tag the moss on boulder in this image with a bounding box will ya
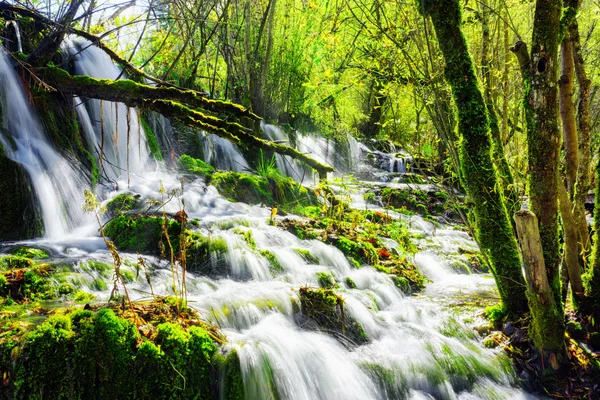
[209,170,317,213]
[0,304,238,399]
[298,286,367,344]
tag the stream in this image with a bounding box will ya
[0,39,538,399]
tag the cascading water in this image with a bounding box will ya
[0,37,536,399]
[0,50,91,239]
[63,37,155,183]
[5,21,22,53]
[201,132,250,172]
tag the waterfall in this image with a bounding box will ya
[200,132,250,172]
[5,21,23,53]
[0,50,91,239]
[63,37,155,183]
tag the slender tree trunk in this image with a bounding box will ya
[420,0,527,315]
[559,36,578,194]
[558,181,585,302]
[567,0,593,264]
[587,155,600,313]
[558,27,584,303]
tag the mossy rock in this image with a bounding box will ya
[104,215,182,254]
[0,256,33,270]
[0,153,39,240]
[316,271,337,289]
[297,286,367,344]
[185,231,229,275]
[0,307,231,400]
[105,193,140,215]
[209,170,317,212]
[9,247,49,260]
[180,154,215,177]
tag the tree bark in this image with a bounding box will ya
[559,37,578,195]
[514,210,564,366]
[420,0,527,315]
[557,181,585,302]
[566,0,593,263]
[523,0,563,310]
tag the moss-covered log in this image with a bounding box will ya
[420,0,527,315]
[38,67,334,177]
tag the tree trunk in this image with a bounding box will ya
[420,0,527,315]
[566,0,593,264]
[514,210,564,367]
[558,181,585,303]
[523,0,563,311]
[559,37,578,195]
[586,154,600,313]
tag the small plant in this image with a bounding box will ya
[83,190,134,314]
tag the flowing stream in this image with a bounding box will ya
[0,40,538,399]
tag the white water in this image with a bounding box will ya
[5,21,23,53]
[63,37,155,182]
[201,132,250,172]
[0,50,91,239]
[0,42,537,399]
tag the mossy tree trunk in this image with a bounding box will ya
[511,0,566,360]
[419,0,527,315]
[521,0,563,310]
[558,13,584,303]
[586,155,600,314]
[566,0,593,269]
[514,210,563,368]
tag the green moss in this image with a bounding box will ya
[104,215,182,254]
[141,117,164,160]
[298,286,367,344]
[213,349,245,400]
[185,231,229,274]
[23,270,53,301]
[179,154,215,176]
[80,260,113,278]
[234,228,256,249]
[209,170,317,212]
[106,193,137,215]
[2,307,223,399]
[0,255,33,270]
[345,277,357,289]
[9,247,49,259]
[91,277,108,291]
[259,249,282,271]
[484,304,507,323]
[294,248,319,264]
[316,271,337,288]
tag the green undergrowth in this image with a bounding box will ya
[298,286,367,344]
[279,208,424,290]
[0,300,242,399]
